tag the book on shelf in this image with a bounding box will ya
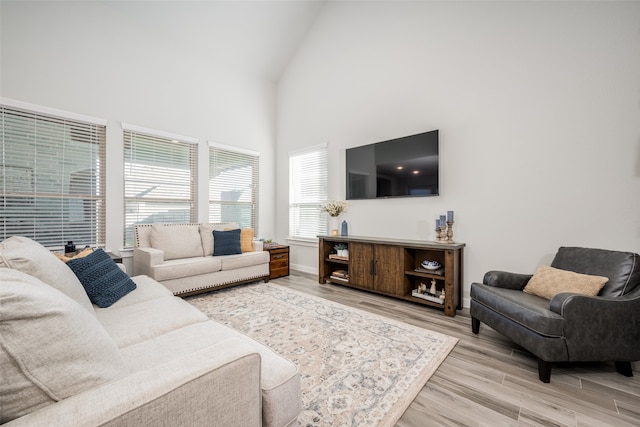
[330,270,349,280]
[328,254,349,261]
[414,267,444,275]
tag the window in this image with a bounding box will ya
[289,145,328,239]
[123,124,198,246]
[1,101,106,248]
[208,143,259,234]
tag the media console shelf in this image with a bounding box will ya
[318,235,465,317]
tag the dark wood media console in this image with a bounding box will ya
[318,235,465,316]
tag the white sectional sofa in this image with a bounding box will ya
[133,223,270,296]
[0,236,301,426]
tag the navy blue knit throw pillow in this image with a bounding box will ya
[213,229,242,256]
[66,249,136,308]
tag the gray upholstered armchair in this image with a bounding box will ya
[470,247,640,383]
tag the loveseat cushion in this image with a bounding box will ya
[0,236,95,314]
[220,251,270,271]
[0,268,127,423]
[150,224,202,260]
[150,256,223,282]
[66,249,137,308]
[471,283,564,337]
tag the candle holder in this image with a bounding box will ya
[446,221,455,243]
[435,226,442,242]
[439,225,447,242]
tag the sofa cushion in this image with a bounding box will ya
[97,274,174,310]
[0,236,95,314]
[66,249,137,308]
[0,268,127,423]
[523,265,608,300]
[150,224,202,261]
[241,228,254,252]
[150,256,223,282]
[213,229,242,256]
[96,295,208,348]
[199,223,238,256]
[220,251,270,271]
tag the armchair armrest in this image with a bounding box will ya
[549,293,640,361]
[5,338,262,427]
[482,271,533,290]
[133,247,164,276]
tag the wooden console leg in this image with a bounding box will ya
[615,361,633,377]
[471,317,480,334]
[538,359,552,383]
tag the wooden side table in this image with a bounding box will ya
[264,244,289,279]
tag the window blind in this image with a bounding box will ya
[208,143,259,235]
[123,126,198,247]
[0,104,106,248]
[289,145,328,239]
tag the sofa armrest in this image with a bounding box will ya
[549,293,640,361]
[252,240,264,252]
[482,271,532,290]
[5,338,262,427]
[133,247,165,276]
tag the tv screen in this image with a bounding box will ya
[346,130,439,200]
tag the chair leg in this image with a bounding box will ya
[615,361,633,377]
[537,359,552,383]
[471,317,480,334]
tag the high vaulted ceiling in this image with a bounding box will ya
[100,0,326,82]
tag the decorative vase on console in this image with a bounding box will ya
[321,200,347,237]
[330,217,340,236]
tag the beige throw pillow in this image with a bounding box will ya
[0,268,127,423]
[0,236,95,314]
[149,224,202,260]
[523,265,609,300]
[240,228,254,253]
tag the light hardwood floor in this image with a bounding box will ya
[271,271,640,427]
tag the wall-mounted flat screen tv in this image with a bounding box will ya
[346,130,439,200]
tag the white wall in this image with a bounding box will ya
[276,1,640,305]
[1,1,277,263]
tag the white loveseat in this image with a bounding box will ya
[0,236,301,426]
[133,223,270,296]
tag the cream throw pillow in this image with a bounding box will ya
[149,224,202,260]
[0,236,95,314]
[0,268,127,423]
[523,265,609,300]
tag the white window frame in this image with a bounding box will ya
[123,123,198,247]
[1,98,107,249]
[208,141,259,234]
[289,144,328,240]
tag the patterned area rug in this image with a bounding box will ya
[187,283,458,426]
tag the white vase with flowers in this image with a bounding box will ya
[321,200,347,236]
